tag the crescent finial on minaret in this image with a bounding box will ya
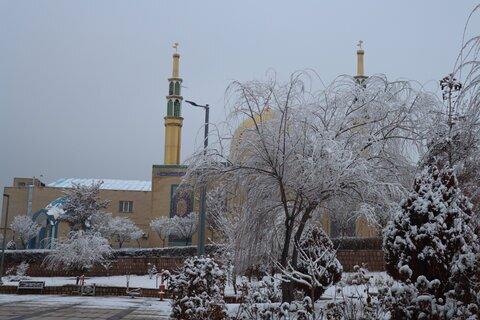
[173,42,179,53]
[357,40,363,50]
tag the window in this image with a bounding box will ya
[169,82,174,95]
[167,100,173,116]
[119,201,133,213]
[174,100,181,117]
[174,82,181,95]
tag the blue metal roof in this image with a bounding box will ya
[47,178,151,191]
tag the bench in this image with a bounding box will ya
[17,281,45,293]
[80,284,96,296]
[126,287,141,298]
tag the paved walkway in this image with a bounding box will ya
[0,295,171,319]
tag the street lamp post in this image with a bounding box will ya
[185,100,209,256]
[0,194,10,285]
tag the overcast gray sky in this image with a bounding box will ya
[1,1,479,191]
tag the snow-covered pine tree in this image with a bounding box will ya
[170,256,228,320]
[279,225,342,303]
[59,181,110,231]
[383,165,479,304]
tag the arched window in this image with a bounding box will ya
[169,82,174,95]
[174,82,181,95]
[174,100,181,117]
[167,100,173,116]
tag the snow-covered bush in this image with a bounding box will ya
[344,264,372,287]
[10,215,41,249]
[317,265,389,320]
[43,231,112,274]
[6,240,16,250]
[170,212,198,245]
[233,276,316,320]
[170,256,227,320]
[280,225,342,302]
[147,263,157,279]
[150,217,174,247]
[238,276,282,304]
[375,275,480,319]
[59,181,110,231]
[6,261,29,281]
[383,165,480,311]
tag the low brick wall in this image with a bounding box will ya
[12,257,185,277]
[336,250,385,272]
[0,285,161,297]
[4,245,219,277]
[5,245,385,277]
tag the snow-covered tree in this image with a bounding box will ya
[130,229,144,247]
[108,216,143,248]
[183,72,429,300]
[170,256,227,320]
[59,181,110,231]
[10,215,41,249]
[206,187,230,237]
[89,212,114,238]
[383,165,480,306]
[43,231,112,274]
[421,9,480,217]
[170,212,198,246]
[150,217,174,247]
[278,225,342,305]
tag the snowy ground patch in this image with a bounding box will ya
[4,274,160,288]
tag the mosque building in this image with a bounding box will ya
[1,45,376,249]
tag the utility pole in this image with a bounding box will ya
[0,194,10,285]
[185,100,209,256]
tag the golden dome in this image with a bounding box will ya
[230,107,275,160]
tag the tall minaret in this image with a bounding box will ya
[354,40,367,84]
[164,43,183,165]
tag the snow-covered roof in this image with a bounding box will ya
[47,178,151,191]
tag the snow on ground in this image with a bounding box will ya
[223,271,388,298]
[4,271,389,301]
[0,293,172,314]
[4,274,160,289]
[5,271,388,293]
[0,272,390,318]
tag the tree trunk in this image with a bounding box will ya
[311,286,316,320]
[280,218,294,267]
[281,218,295,302]
[282,206,316,303]
[292,206,315,268]
[232,272,237,295]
